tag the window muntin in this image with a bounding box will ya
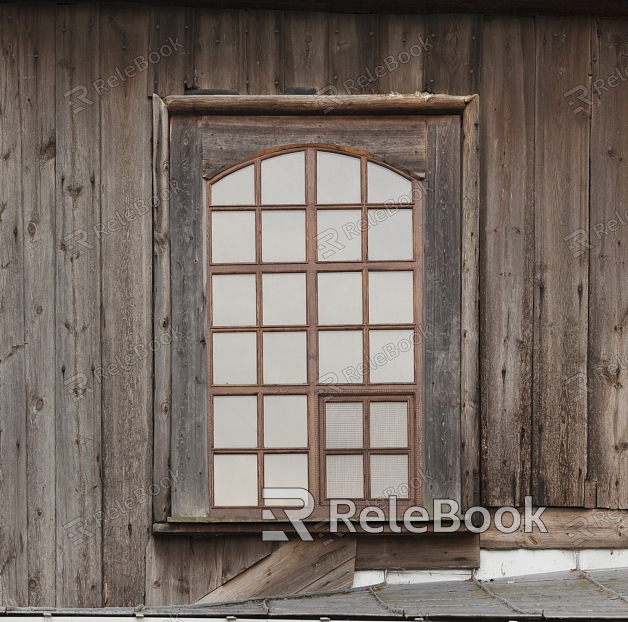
[207,147,422,516]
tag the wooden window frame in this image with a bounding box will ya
[151,94,479,533]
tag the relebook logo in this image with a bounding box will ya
[261,488,547,541]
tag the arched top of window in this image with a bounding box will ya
[208,147,415,207]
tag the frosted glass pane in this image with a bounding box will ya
[367,162,413,204]
[211,164,255,206]
[370,454,409,499]
[212,332,257,385]
[213,396,258,448]
[318,330,363,384]
[263,332,307,384]
[368,271,414,324]
[262,210,306,262]
[214,454,258,506]
[264,453,309,506]
[367,209,413,261]
[370,402,408,448]
[264,395,308,448]
[326,455,363,499]
[212,211,256,263]
[318,272,362,325]
[369,330,414,383]
[262,273,306,326]
[261,152,306,205]
[212,274,257,327]
[317,210,362,261]
[317,152,361,205]
[325,402,363,449]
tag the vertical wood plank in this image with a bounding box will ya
[479,17,535,507]
[376,15,426,94]
[329,14,378,96]
[424,14,482,95]
[0,2,27,607]
[188,537,223,603]
[149,6,194,96]
[145,536,190,606]
[55,2,102,607]
[192,9,244,92]
[283,11,329,90]
[99,4,152,606]
[170,115,209,518]
[588,19,628,509]
[152,95,171,523]
[533,17,591,507]
[423,116,462,509]
[245,10,284,94]
[19,3,57,606]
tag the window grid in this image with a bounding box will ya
[207,146,423,515]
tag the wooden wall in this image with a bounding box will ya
[1,0,628,608]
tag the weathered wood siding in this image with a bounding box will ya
[1,0,628,607]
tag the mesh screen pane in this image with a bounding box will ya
[325,402,363,448]
[326,454,364,499]
[370,454,409,499]
[369,401,408,448]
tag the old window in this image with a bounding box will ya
[152,95,479,528]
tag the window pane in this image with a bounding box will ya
[213,332,257,385]
[261,152,306,205]
[317,210,362,261]
[368,271,414,324]
[213,396,258,448]
[262,273,306,326]
[214,454,258,506]
[264,395,308,448]
[262,210,306,263]
[325,402,363,449]
[367,208,413,261]
[318,272,362,325]
[212,211,256,263]
[264,453,309,506]
[326,455,363,499]
[370,454,409,499]
[212,274,257,327]
[211,164,255,206]
[370,402,408,448]
[263,332,307,384]
[367,161,412,204]
[369,330,414,383]
[318,330,363,384]
[316,152,361,205]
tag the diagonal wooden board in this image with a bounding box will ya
[196,536,357,603]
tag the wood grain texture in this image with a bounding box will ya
[0,2,27,607]
[587,20,628,510]
[202,115,426,179]
[55,2,103,607]
[99,4,152,606]
[170,115,210,518]
[245,10,283,94]
[479,17,535,507]
[355,534,479,569]
[481,507,628,549]
[152,95,171,523]
[283,11,329,90]
[424,14,482,95]
[376,15,426,94]
[532,17,591,507]
[149,5,194,96]
[192,9,244,91]
[188,537,223,602]
[19,3,57,606]
[145,536,191,605]
[461,95,480,511]
[197,537,356,603]
[423,116,462,509]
